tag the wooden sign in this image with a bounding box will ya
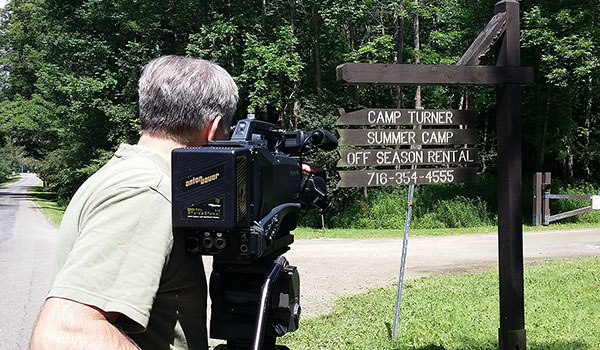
[338,129,478,146]
[337,108,478,126]
[337,167,478,188]
[337,148,478,167]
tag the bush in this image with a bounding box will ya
[312,186,496,230]
[413,196,495,229]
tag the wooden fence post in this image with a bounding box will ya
[542,172,551,225]
[533,173,542,226]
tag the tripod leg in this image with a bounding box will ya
[251,256,288,350]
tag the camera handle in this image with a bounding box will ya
[252,255,290,350]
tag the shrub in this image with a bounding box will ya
[413,196,495,228]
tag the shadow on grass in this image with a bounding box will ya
[28,188,58,201]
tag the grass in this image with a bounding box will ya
[0,174,21,187]
[28,185,67,227]
[281,257,600,350]
[292,222,600,239]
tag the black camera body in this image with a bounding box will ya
[171,119,336,349]
[172,141,300,264]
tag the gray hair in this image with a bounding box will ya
[138,55,239,143]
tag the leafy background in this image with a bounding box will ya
[1,0,599,227]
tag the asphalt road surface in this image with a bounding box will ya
[1,174,599,348]
[0,174,57,350]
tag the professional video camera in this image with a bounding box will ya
[171,119,337,350]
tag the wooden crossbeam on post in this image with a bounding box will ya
[458,12,507,66]
[336,63,534,86]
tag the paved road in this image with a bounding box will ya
[1,174,599,347]
[0,174,57,350]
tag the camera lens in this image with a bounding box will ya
[202,237,214,249]
[215,237,226,249]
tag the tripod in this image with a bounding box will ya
[211,254,300,350]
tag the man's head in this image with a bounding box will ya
[138,55,239,144]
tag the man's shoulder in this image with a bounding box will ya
[103,144,169,184]
[80,144,171,201]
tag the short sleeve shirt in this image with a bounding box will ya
[48,144,207,350]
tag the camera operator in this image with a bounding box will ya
[30,55,239,350]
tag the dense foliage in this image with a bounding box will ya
[0,0,598,224]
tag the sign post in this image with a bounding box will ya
[335,1,533,348]
[495,2,526,348]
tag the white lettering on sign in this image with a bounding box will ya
[367,131,416,145]
[376,150,424,165]
[593,196,600,210]
[426,149,474,163]
[421,131,454,144]
[368,110,403,124]
[408,110,454,124]
[346,151,371,166]
[366,169,456,186]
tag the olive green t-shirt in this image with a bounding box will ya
[48,144,207,350]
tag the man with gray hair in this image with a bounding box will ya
[30,55,239,350]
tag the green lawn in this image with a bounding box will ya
[28,186,67,227]
[281,257,600,350]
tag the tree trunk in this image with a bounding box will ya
[262,0,267,30]
[290,0,296,32]
[290,0,300,128]
[583,76,593,180]
[312,2,322,91]
[413,0,421,108]
[536,86,551,172]
[565,100,574,182]
[481,113,489,172]
[394,6,404,108]
[349,23,360,105]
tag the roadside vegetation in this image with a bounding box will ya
[0,174,20,187]
[28,186,67,227]
[299,176,600,233]
[27,190,599,239]
[282,257,600,349]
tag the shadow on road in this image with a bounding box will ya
[0,191,37,200]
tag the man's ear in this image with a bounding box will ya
[207,116,223,142]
